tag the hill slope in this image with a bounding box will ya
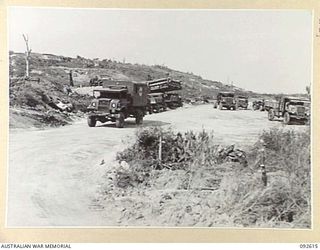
[9,51,249,128]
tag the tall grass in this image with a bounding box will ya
[112,126,311,228]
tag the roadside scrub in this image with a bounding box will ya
[102,126,310,228]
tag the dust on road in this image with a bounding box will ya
[7,104,307,226]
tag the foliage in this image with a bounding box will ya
[112,127,311,228]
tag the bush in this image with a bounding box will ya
[218,128,311,227]
[112,127,310,227]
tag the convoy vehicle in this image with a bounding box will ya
[147,92,167,113]
[87,80,149,128]
[213,92,236,110]
[147,78,183,109]
[264,99,279,112]
[164,93,183,108]
[252,100,265,111]
[267,96,310,125]
[235,95,248,110]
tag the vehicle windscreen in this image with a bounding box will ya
[288,101,307,106]
[221,93,234,97]
[94,90,124,99]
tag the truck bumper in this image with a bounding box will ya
[89,112,121,119]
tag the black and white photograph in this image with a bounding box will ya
[7,7,312,228]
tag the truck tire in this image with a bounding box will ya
[87,116,96,127]
[115,112,125,128]
[135,110,143,125]
[268,109,275,121]
[305,118,310,125]
[163,105,167,111]
[283,112,291,125]
[155,105,160,113]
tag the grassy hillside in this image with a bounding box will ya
[10,51,249,97]
[9,51,250,128]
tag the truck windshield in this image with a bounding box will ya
[289,101,307,106]
[94,90,125,99]
[221,94,234,97]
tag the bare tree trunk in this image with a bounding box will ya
[22,34,32,78]
[25,56,29,77]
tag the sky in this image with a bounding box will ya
[8,7,313,94]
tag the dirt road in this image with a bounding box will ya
[7,104,307,226]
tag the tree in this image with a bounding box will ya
[22,34,32,77]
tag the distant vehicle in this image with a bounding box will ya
[213,92,236,110]
[252,100,265,111]
[48,97,73,112]
[267,96,310,125]
[264,99,279,112]
[147,92,167,113]
[164,93,183,109]
[87,80,149,128]
[235,95,248,110]
[89,76,103,86]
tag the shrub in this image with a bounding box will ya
[218,128,311,227]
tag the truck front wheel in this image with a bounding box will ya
[268,109,275,121]
[87,116,96,127]
[283,112,291,125]
[115,112,125,128]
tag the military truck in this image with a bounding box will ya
[264,99,278,112]
[267,96,310,125]
[164,93,183,109]
[147,92,167,113]
[252,99,265,111]
[87,80,149,128]
[235,95,248,110]
[147,78,183,109]
[213,92,236,110]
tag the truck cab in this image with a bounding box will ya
[268,96,310,125]
[87,81,148,128]
[235,95,248,110]
[147,92,167,113]
[214,92,236,110]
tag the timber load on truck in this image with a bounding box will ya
[147,77,183,109]
[87,79,149,128]
[147,77,182,93]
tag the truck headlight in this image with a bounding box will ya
[111,103,116,108]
